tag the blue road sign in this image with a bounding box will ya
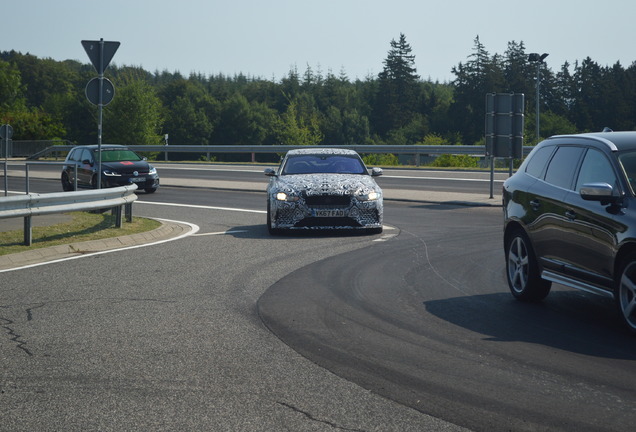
[81,39,120,75]
[85,77,115,106]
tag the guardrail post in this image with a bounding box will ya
[24,216,32,246]
[114,206,123,228]
[125,202,133,223]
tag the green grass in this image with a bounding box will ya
[0,211,161,256]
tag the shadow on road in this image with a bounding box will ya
[424,290,636,360]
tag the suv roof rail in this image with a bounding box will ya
[549,133,619,152]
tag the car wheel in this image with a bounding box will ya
[61,172,73,191]
[267,200,281,235]
[368,226,383,235]
[505,228,551,301]
[145,187,157,194]
[616,253,636,333]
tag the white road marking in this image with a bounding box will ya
[193,230,249,236]
[0,218,200,274]
[138,200,266,214]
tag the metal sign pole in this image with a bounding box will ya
[490,156,495,199]
[3,137,7,196]
[1,125,13,196]
[97,38,104,189]
[81,39,119,189]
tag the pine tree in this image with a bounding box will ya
[372,33,421,137]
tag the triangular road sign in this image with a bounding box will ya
[81,39,120,74]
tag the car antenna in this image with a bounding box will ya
[602,127,613,132]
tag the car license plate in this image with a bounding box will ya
[130,177,146,183]
[314,209,345,217]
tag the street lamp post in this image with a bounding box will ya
[528,53,549,142]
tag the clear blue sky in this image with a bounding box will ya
[4,0,635,83]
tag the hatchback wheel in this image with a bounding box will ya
[616,253,636,333]
[61,172,73,191]
[505,229,551,301]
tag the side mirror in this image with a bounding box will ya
[264,168,277,177]
[82,159,93,166]
[580,182,619,203]
[370,167,383,177]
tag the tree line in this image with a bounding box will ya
[1,34,635,158]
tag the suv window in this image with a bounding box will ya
[544,146,585,190]
[575,148,617,192]
[618,151,636,194]
[525,146,554,178]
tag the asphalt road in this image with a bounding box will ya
[2,168,636,431]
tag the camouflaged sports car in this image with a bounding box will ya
[264,148,383,234]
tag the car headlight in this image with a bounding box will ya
[357,191,380,201]
[276,192,300,202]
[148,166,157,175]
[103,170,121,177]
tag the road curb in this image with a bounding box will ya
[0,219,191,271]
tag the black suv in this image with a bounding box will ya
[61,144,159,193]
[503,131,636,333]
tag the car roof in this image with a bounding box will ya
[285,148,359,156]
[73,144,127,150]
[548,131,636,152]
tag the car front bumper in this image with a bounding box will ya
[103,174,160,190]
[270,195,383,230]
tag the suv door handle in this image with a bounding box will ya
[565,210,577,220]
[530,199,540,211]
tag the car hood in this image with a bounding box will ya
[101,160,151,173]
[273,173,381,196]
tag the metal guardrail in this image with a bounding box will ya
[2,161,79,196]
[25,144,534,163]
[4,140,72,158]
[0,184,138,246]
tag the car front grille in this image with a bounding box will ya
[304,195,351,207]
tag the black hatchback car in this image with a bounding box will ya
[61,144,159,193]
[503,131,636,333]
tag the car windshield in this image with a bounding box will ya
[619,150,636,194]
[281,154,367,175]
[96,149,143,162]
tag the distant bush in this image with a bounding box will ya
[418,133,450,146]
[430,154,479,168]
[363,153,399,166]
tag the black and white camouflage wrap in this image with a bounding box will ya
[266,148,383,232]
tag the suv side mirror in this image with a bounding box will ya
[580,182,619,203]
[370,167,383,177]
[264,168,277,177]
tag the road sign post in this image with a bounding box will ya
[1,124,13,196]
[485,93,525,198]
[82,39,120,188]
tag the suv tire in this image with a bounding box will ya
[616,252,636,333]
[505,228,551,302]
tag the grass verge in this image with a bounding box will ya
[0,211,161,256]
